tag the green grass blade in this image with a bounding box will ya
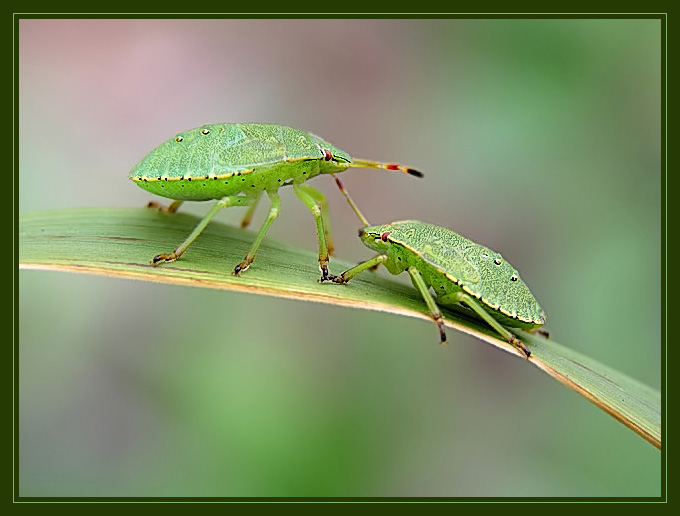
[18,207,661,449]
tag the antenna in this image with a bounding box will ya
[351,158,423,178]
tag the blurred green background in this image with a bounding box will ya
[18,18,661,497]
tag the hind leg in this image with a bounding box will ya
[438,292,531,358]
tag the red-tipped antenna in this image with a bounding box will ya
[331,174,371,227]
[351,158,424,178]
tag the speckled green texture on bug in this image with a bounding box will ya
[129,123,422,278]
[329,219,546,358]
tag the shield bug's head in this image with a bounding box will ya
[323,144,352,165]
[309,134,352,174]
[359,224,395,253]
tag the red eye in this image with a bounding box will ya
[323,149,333,161]
[381,232,391,242]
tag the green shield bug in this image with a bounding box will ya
[129,123,422,279]
[327,177,546,358]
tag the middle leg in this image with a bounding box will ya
[233,190,280,275]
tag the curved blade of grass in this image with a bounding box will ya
[18,208,661,449]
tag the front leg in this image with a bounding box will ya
[324,254,388,284]
[293,183,333,280]
[296,184,335,256]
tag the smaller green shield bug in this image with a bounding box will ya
[326,177,546,358]
[129,123,422,279]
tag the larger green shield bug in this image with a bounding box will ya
[327,177,546,358]
[129,123,422,279]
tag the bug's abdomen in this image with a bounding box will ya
[131,159,323,201]
[131,168,252,201]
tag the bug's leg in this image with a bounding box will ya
[296,184,334,256]
[327,254,388,284]
[147,200,184,214]
[234,191,280,275]
[451,292,531,358]
[239,191,262,229]
[151,196,251,265]
[529,327,550,339]
[293,183,332,280]
[406,266,447,344]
